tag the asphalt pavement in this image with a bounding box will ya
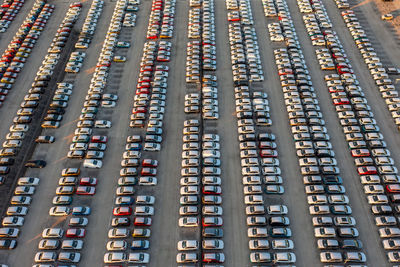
[0,0,400,266]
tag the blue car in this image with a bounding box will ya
[269,227,292,238]
[115,196,134,205]
[72,206,91,215]
[126,143,142,151]
[131,240,149,250]
[323,176,343,185]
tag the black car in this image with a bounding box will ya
[323,176,343,185]
[258,133,276,141]
[25,160,46,168]
[35,135,55,143]
[0,157,15,166]
[47,107,65,115]
[28,87,45,94]
[202,228,223,238]
[0,239,17,249]
[0,176,5,185]
[341,239,363,250]
[32,81,48,87]
[269,216,290,226]
[0,166,10,174]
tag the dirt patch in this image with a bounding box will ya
[370,0,400,35]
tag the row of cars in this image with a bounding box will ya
[184,72,219,120]
[104,110,159,264]
[226,1,296,264]
[130,39,170,149]
[31,1,134,265]
[65,0,131,166]
[339,9,400,131]
[33,167,93,265]
[238,126,297,265]
[131,0,176,148]
[0,0,53,108]
[177,126,225,264]
[37,3,83,129]
[0,176,40,249]
[0,0,25,33]
[0,0,60,170]
[122,5,137,28]
[226,0,264,84]
[146,0,175,39]
[186,0,217,79]
[1,7,80,249]
[103,1,162,263]
[74,0,103,49]
[267,0,367,264]
[297,0,400,263]
[177,1,224,264]
[185,0,219,120]
[104,146,157,264]
[0,1,84,253]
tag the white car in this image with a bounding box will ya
[106,240,127,251]
[83,159,103,168]
[134,206,154,216]
[17,177,40,185]
[104,252,127,263]
[128,252,149,263]
[2,216,24,226]
[35,252,57,263]
[95,120,112,128]
[178,217,199,227]
[177,240,199,251]
[49,206,70,216]
[138,177,157,185]
[144,142,161,151]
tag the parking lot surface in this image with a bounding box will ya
[0,0,399,266]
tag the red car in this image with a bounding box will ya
[132,107,147,114]
[79,177,97,186]
[386,184,400,193]
[357,166,377,175]
[138,76,152,83]
[70,2,82,8]
[137,82,150,89]
[3,72,17,79]
[113,207,132,216]
[97,61,111,67]
[278,68,293,76]
[91,135,108,143]
[203,186,222,195]
[338,67,352,74]
[134,217,152,226]
[66,228,86,238]
[202,217,223,227]
[333,98,350,105]
[260,149,278,158]
[141,168,157,176]
[13,57,26,63]
[136,88,151,95]
[0,89,9,95]
[351,149,370,157]
[142,159,158,167]
[76,186,96,195]
[203,253,225,263]
[140,65,153,72]
[157,56,170,62]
